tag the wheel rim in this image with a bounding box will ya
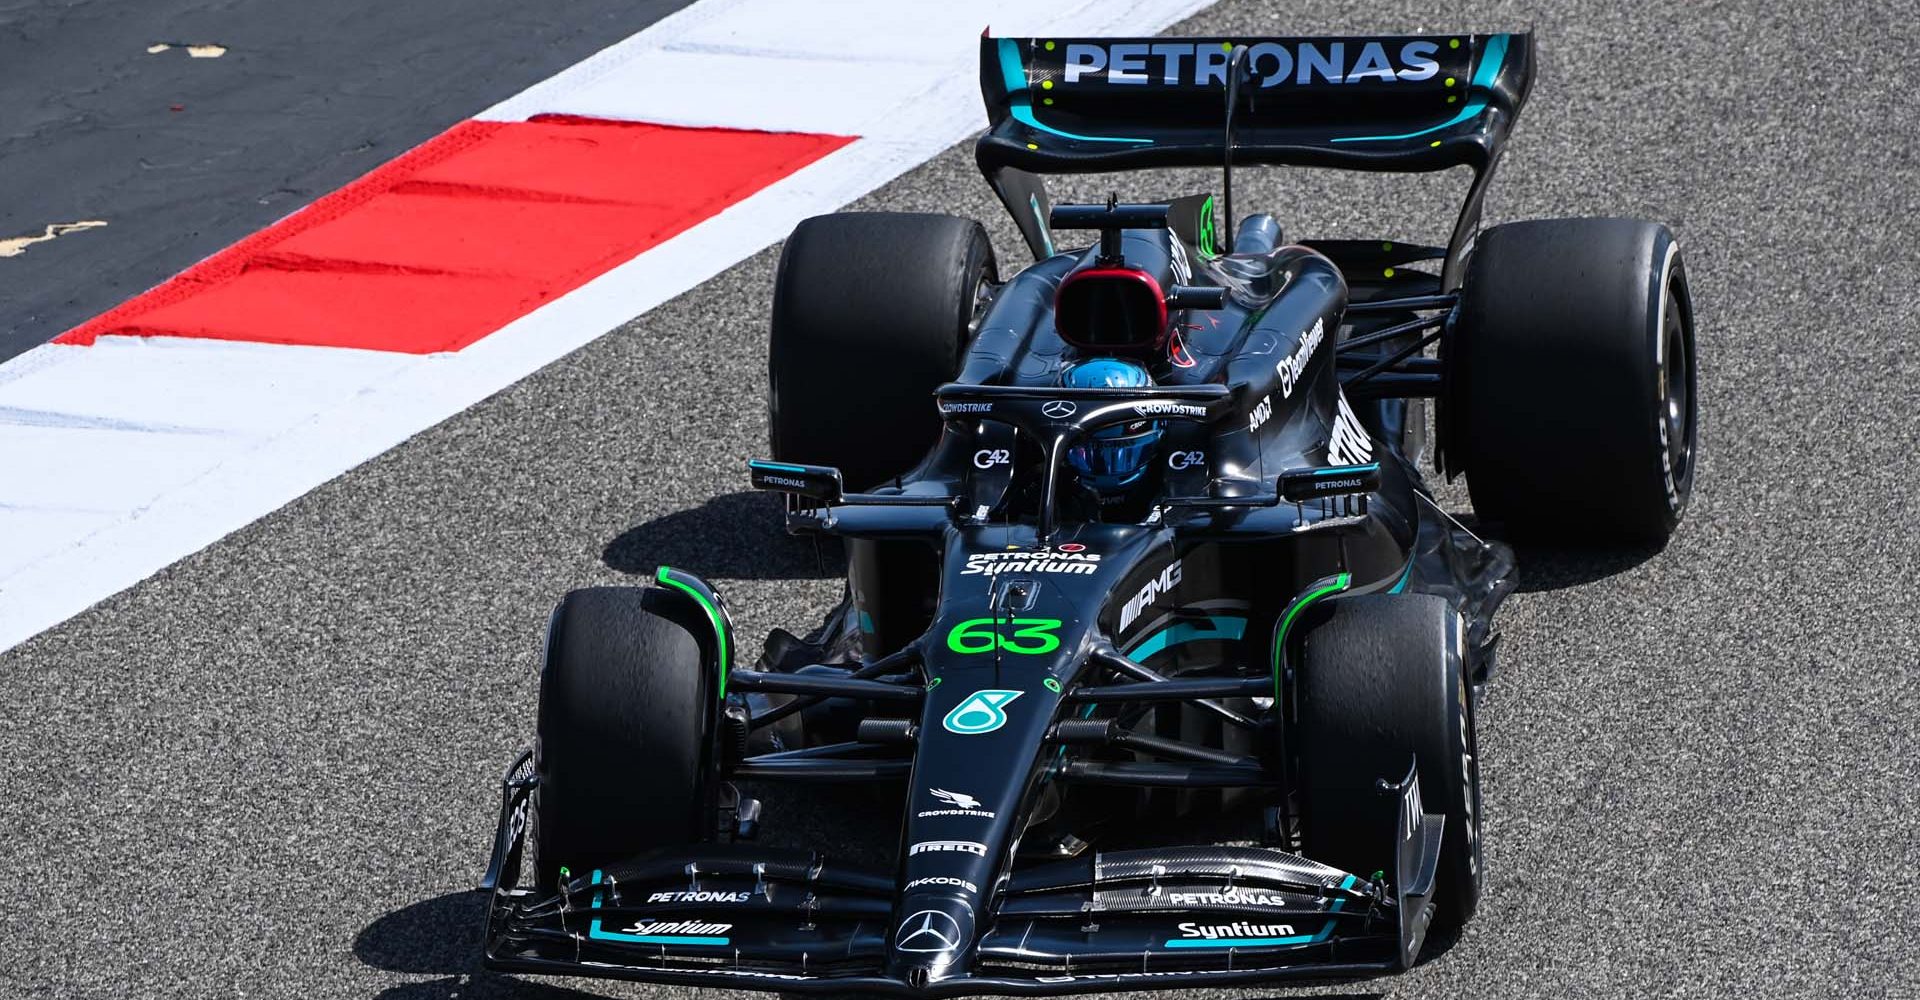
[1658,281,1694,485]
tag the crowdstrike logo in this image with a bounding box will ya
[918,787,996,819]
[1133,401,1206,418]
[1062,40,1443,88]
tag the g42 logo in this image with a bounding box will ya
[945,618,1063,655]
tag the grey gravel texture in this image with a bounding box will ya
[3,0,1917,998]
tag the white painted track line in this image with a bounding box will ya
[0,0,1214,652]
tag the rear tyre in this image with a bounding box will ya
[1446,217,1697,543]
[533,587,716,892]
[770,212,997,491]
[1296,594,1482,932]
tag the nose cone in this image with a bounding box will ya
[887,896,976,983]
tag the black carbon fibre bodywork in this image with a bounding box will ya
[481,31,1529,996]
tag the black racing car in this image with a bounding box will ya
[478,31,1696,995]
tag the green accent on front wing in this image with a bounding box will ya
[588,870,730,947]
[656,566,730,700]
[1272,573,1352,697]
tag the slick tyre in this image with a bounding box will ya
[770,212,997,491]
[1446,217,1697,544]
[1296,594,1482,933]
[533,587,716,892]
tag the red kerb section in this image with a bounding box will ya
[57,117,854,353]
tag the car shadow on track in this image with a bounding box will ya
[603,490,846,580]
[356,891,605,999]
[1507,540,1665,593]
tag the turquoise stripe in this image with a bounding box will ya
[587,869,730,947]
[749,460,808,473]
[1331,34,1509,144]
[997,39,1150,145]
[1125,615,1247,660]
[1165,932,1318,948]
[1387,558,1413,594]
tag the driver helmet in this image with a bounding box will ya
[1061,357,1164,492]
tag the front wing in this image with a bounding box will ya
[478,754,1445,996]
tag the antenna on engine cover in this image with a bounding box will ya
[1221,44,1252,240]
[1098,192,1124,263]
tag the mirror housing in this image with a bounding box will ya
[1278,462,1381,503]
[748,460,843,503]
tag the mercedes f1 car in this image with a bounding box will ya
[479,30,1697,995]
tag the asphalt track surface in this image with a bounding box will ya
[3,1,1917,998]
[0,0,687,361]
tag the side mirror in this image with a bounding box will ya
[748,460,843,503]
[1278,463,1381,503]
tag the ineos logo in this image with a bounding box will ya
[1167,450,1205,470]
[1041,400,1077,418]
[895,910,963,954]
[972,448,1010,469]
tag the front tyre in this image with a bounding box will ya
[1295,594,1482,932]
[1446,218,1697,544]
[533,587,716,892]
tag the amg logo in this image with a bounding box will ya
[1118,560,1182,632]
[1063,40,1442,88]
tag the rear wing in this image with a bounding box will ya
[976,33,1534,273]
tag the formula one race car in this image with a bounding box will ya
[479,31,1696,995]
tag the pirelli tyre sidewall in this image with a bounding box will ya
[1449,217,1698,544]
[533,586,717,893]
[1296,593,1482,933]
[769,212,997,492]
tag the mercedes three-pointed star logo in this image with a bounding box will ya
[1041,399,1077,418]
[894,909,963,953]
